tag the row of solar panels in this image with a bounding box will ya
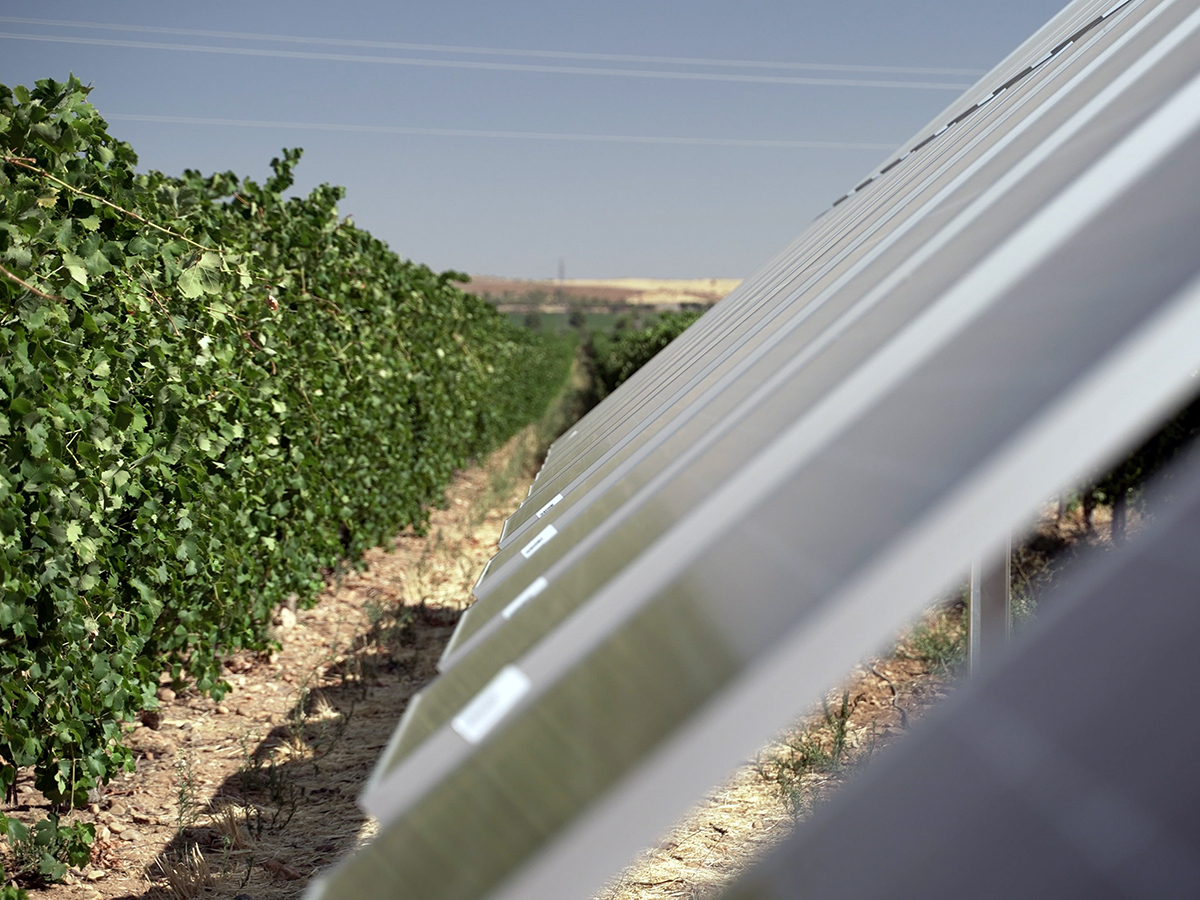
[309,0,1200,895]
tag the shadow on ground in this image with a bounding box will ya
[111,601,462,900]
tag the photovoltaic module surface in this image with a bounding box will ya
[308,2,1200,897]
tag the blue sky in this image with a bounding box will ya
[1,1,1067,279]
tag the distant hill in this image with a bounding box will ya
[462,275,741,312]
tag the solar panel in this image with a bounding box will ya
[713,448,1200,900]
[308,2,1200,898]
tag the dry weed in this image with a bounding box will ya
[152,844,217,900]
[213,804,253,851]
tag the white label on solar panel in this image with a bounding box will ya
[502,577,549,620]
[521,524,558,559]
[450,665,532,744]
[536,493,564,518]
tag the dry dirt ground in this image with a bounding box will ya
[4,429,1110,900]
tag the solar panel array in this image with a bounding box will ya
[308,0,1200,896]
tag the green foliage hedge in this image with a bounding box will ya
[586,310,702,400]
[1086,380,1200,539]
[0,77,574,803]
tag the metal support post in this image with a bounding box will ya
[968,534,1011,675]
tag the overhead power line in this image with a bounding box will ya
[0,16,987,77]
[0,31,972,91]
[103,113,899,150]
